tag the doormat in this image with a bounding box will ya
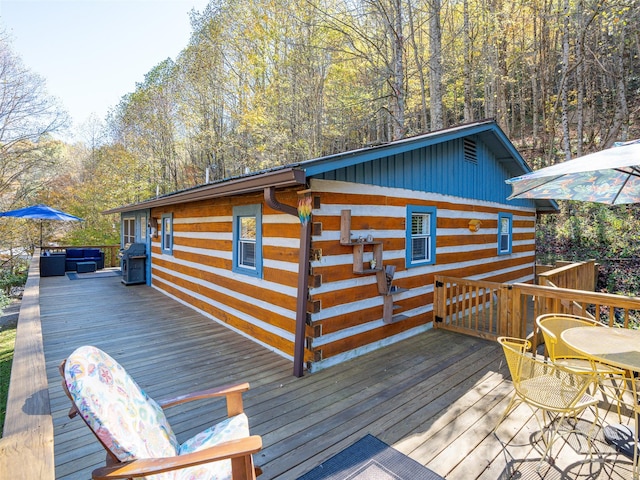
[297,434,445,480]
[67,270,122,280]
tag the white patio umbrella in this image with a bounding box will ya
[506,140,640,204]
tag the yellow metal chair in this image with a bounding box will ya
[536,313,628,420]
[495,337,599,471]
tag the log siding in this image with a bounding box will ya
[142,177,535,373]
[306,179,536,371]
[148,189,306,363]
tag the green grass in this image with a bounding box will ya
[0,319,17,436]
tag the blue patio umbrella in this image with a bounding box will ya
[0,204,83,246]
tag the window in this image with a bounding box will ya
[239,216,256,268]
[123,217,135,245]
[161,213,173,254]
[233,204,262,277]
[406,205,436,267]
[139,214,147,241]
[498,212,513,255]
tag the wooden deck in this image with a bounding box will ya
[41,271,636,479]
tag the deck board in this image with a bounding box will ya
[40,272,636,479]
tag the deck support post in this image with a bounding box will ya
[264,186,310,377]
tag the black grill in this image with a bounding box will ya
[120,243,146,285]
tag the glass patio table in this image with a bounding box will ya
[561,326,640,479]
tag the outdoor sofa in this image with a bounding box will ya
[40,248,105,276]
[64,248,105,271]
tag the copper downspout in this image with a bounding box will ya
[264,186,310,377]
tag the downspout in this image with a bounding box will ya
[264,186,310,377]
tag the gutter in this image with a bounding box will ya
[104,168,306,214]
[264,186,309,378]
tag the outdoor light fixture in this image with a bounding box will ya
[468,219,482,232]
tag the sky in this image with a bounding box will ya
[0,0,209,138]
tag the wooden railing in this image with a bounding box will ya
[0,245,119,478]
[536,259,597,291]
[45,244,121,268]
[0,248,54,479]
[433,277,516,339]
[434,272,640,352]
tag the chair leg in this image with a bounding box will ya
[535,406,599,473]
[596,373,626,423]
[494,393,520,432]
[536,415,564,472]
[231,455,256,480]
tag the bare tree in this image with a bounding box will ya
[428,0,443,130]
[0,31,69,204]
[560,0,571,160]
[462,0,474,123]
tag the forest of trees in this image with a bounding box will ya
[0,0,639,292]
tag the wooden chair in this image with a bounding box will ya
[536,313,628,420]
[495,337,599,472]
[59,345,262,480]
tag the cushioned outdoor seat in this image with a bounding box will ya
[40,253,66,276]
[60,345,261,480]
[65,248,105,271]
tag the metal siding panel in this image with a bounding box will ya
[312,135,542,209]
[385,156,395,187]
[375,156,385,186]
[411,149,422,191]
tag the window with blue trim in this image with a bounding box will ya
[233,204,262,277]
[498,212,513,255]
[406,205,436,268]
[161,213,173,254]
[123,217,135,245]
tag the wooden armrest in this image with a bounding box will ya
[157,382,250,417]
[91,435,262,479]
[157,382,250,408]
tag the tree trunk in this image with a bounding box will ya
[407,0,428,130]
[391,0,405,139]
[561,0,571,160]
[429,0,444,130]
[463,0,473,122]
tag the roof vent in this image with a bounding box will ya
[464,138,477,164]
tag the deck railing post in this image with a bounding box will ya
[498,284,511,337]
[433,276,444,327]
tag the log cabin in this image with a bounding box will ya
[105,120,557,376]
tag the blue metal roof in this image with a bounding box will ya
[295,120,557,212]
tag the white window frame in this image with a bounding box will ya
[123,217,135,245]
[232,204,262,278]
[406,205,437,267]
[498,212,513,255]
[161,213,173,254]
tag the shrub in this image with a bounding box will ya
[0,270,27,298]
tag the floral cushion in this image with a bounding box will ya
[64,346,251,480]
[64,346,179,461]
[174,413,250,480]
